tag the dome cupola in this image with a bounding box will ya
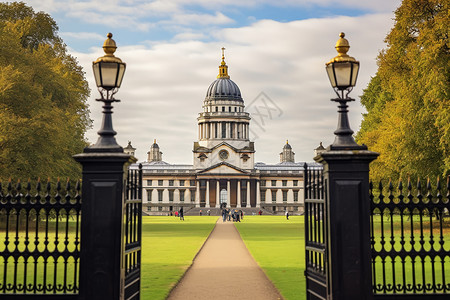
[205,47,243,102]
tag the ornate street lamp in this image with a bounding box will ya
[325,32,366,150]
[87,33,126,152]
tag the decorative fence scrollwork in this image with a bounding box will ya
[0,179,81,296]
[370,176,450,297]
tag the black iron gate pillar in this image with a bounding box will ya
[315,149,377,300]
[74,152,136,300]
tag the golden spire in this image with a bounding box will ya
[286,140,289,144]
[154,139,156,144]
[217,47,230,79]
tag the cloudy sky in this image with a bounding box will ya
[16,0,401,164]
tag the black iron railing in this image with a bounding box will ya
[0,179,81,295]
[370,177,450,296]
[124,164,142,300]
[304,164,327,299]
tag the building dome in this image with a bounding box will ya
[151,139,159,149]
[284,140,292,150]
[205,78,242,102]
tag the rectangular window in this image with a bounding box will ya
[260,180,266,187]
[282,180,287,186]
[293,180,298,186]
[271,180,277,187]
[191,191,196,202]
[260,191,265,203]
[169,190,174,202]
[158,180,163,186]
[200,180,206,187]
[283,190,288,202]
[169,180,174,186]
[222,106,225,112]
[271,190,277,202]
[190,180,196,186]
[222,122,226,138]
[234,107,237,112]
[179,180,185,186]
[230,123,234,138]
[228,106,231,112]
[158,190,163,202]
[147,189,152,202]
[215,123,218,138]
[293,190,299,202]
[180,190,185,202]
[147,180,152,186]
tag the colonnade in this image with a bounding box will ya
[196,178,260,208]
[198,122,249,140]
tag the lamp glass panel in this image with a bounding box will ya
[92,63,101,87]
[351,62,360,87]
[333,62,352,89]
[99,62,119,89]
[116,63,126,88]
[326,64,336,87]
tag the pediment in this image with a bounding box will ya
[198,162,248,174]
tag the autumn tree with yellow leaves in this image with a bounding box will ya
[0,2,91,180]
[357,0,449,182]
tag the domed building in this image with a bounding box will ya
[131,50,320,214]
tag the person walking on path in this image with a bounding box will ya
[179,207,184,221]
[222,208,227,222]
[285,210,289,220]
[167,220,283,300]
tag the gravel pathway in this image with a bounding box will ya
[167,220,283,300]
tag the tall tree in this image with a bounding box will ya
[356,0,449,181]
[0,2,91,180]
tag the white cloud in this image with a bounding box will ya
[19,0,401,34]
[164,11,234,26]
[60,31,105,41]
[71,11,395,165]
[173,32,207,41]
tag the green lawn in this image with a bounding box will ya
[141,216,218,299]
[234,215,305,300]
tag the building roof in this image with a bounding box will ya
[205,78,243,102]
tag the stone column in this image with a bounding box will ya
[216,180,220,208]
[195,180,200,207]
[206,180,210,208]
[237,180,241,208]
[227,180,231,207]
[246,180,251,207]
[256,180,261,207]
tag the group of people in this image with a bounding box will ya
[221,208,244,222]
[174,207,184,220]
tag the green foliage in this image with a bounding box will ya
[0,2,91,180]
[356,0,449,182]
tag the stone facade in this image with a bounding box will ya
[129,51,320,214]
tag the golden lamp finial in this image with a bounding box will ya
[94,33,123,64]
[327,32,357,64]
[286,140,289,144]
[154,139,156,144]
[217,47,230,79]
